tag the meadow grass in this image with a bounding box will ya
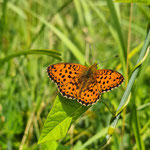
[0,0,150,150]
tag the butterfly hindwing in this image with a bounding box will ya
[78,81,100,106]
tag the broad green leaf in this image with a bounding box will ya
[38,94,89,144]
[41,141,70,150]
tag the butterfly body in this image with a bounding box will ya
[75,63,97,97]
[47,63,124,106]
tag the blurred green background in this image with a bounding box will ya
[0,0,150,149]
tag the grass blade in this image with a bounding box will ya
[80,127,108,149]
[30,0,73,48]
[132,105,145,150]
[8,2,27,20]
[115,0,150,5]
[0,49,62,67]
[101,28,150,147]
[28,10,85,64]
[106,0,126,73]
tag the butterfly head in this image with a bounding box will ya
[91,62,98,69]
[85,63,98,77]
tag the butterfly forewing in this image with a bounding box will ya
[95,69,124,93]
[47,63,86,86]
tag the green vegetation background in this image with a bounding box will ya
[0,0,150,150]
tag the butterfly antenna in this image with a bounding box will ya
[100,55,118,63]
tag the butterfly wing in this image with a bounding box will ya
[95,69,124,93]
[47,63,86,85]
[47,63,87,99]
[58,78,101,106]
[77,80,101,106]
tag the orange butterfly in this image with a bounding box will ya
[47,63,124,106]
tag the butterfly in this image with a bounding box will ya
[47,63,124,106]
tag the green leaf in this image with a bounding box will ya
[38,94,89,144]
[41,141,70,150]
